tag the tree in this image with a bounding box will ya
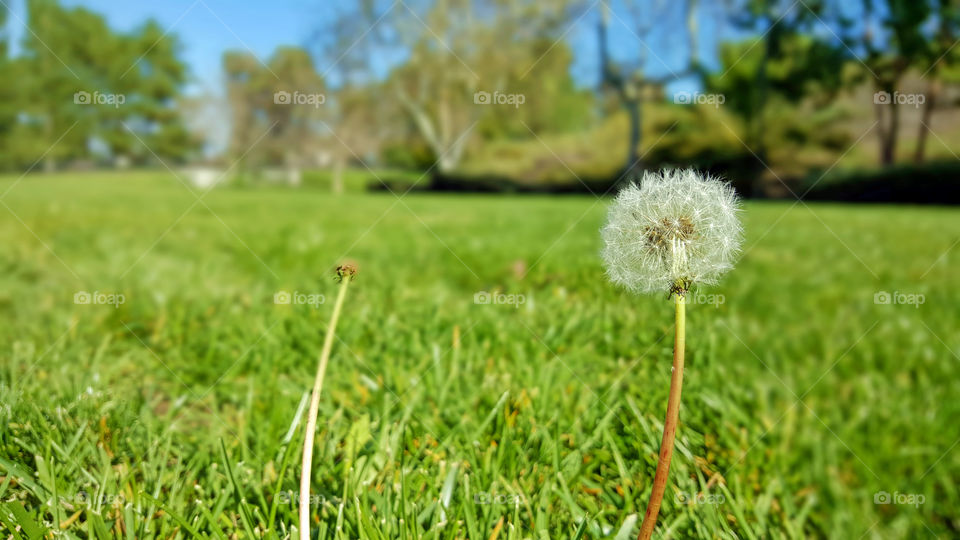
[112,20,194,164]
[869,0,930,165]
[18,0,94,170]
[324,83,389,193]
[826,0,932,165]
[717,0,844,169]
[596,0,702,176]
[263,47,326,176]
[223,47,327,178]
[474,39,592,140]
[11,0,193,170]
[310,5,396,191]
[223,51,268,171]
[0,5,18,169]
[705,33,849,178]
[316,0,581,174]
[914,0,960,162]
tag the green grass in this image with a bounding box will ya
[1,171,958,539]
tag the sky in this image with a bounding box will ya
[3,0,737,97]
[6,0,321,95]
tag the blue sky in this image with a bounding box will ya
[7,0,321,95]
[3,0,740,96]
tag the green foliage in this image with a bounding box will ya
[0,8,17,168]
[109,19,194,163]
[706,34,847,119]
[380,140,438,171]
[223,47,326,172]
[885,0,933,60]
[640,105,756,184]
[475,42,593,140]
[10,0,93,169]
[699,32,854,180]
[1,172,957,538]
[0,0,193,171]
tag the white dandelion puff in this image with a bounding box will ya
[601,168,742,295]
[602,169,743,539]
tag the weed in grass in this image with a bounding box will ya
[299,263,358,540]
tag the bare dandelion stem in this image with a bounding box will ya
[299,272,353,540]
[638,291,686,540]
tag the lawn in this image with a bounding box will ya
[1,171,957,539]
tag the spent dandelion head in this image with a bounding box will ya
[601,168,742,296]
[336,262,359,282]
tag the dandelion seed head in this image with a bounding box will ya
[601,169,742,295]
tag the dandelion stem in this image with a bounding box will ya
[638,291,686,540]
[299,273,353,540]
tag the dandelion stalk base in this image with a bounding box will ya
[638,291,686,540]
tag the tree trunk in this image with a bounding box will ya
[437,153,458,174]
[624,97,643,176]
[598,4,642,178]
[875,85,899,166]
[880,102,898,166]
[396,89,464,174]
[43,117,56,173]
[914,79,940,163]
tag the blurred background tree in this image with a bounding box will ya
[113,20,194,165]
[913,0,960,162]
[867,0,931,166]
[1,0,193,172]
[0,4,16,168]
[3,0,960,200]
[596,0,701,176]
